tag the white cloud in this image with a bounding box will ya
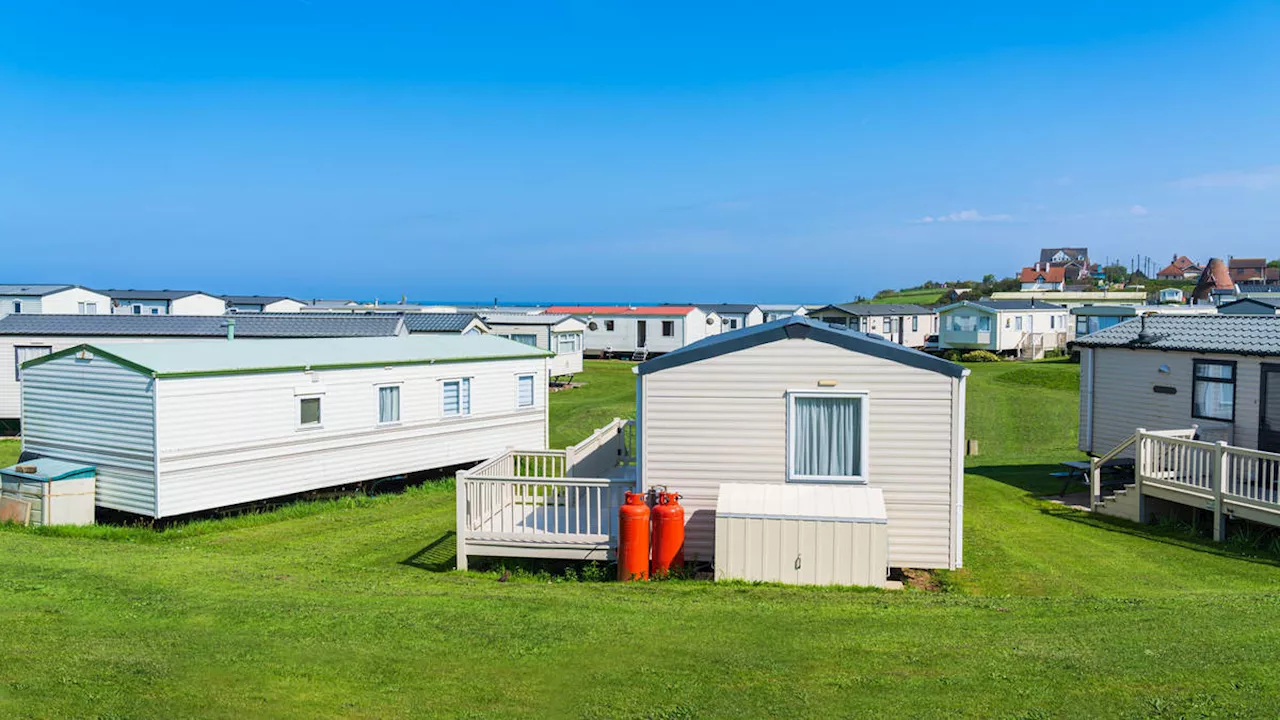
[1172,166,1280,190]
[911,209,1013,224]
[1129,204,1149,216]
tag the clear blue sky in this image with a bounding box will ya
[3,2,1278,302]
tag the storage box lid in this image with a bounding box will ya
[0,459,96,483]
[715,483,887,524]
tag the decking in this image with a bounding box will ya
[455,418,636,569]
[1092,428,1280,539]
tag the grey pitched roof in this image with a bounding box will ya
[690,303,760,315]
[1215,298,1280,315]
[1072,315,1280,356]
[402,313,482,333]
[0,284,75,296]
[99,289,212,301]
[480,312,573,325]
[220,294,303,305]
[955,300,1066,311]
[1039,247,1089,264]
[637,316,967,379]
[814,303,934,317]
[0,313,404,338]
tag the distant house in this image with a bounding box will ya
[401,313,489,336]
[758,304,810,322]
[936,300,1069,358]
[222,295,307,313]
[477,312,586,377]
[1156,256,1203,280]
[0,313,408,422]
[1018,264,1067,291]
[688,304,764,331]
[1227,258,1278,285]
[101,289,228,316]
[805,303,937,348]
[543,306,720,359]
[1038,247,1093,281]
[1157,288,1185,304]
[0,285,111,318]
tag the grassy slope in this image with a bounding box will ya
[870,288,946,305]
[0,439,17,467]
[548,360,636,448]
[1,362,1279,717]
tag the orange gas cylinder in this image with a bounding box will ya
[650,490,685,577]
[617,491,651,581]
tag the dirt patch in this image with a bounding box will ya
[901,568,941,592]
[550,382,585,393]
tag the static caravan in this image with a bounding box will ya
[221,295,307,313]
[636,316,968,571]
[543,306,719,359]
[19,335,551,518]
[937,300,1068,358]
[1070,304,1218,342]
[1218,298,1280,316]
[103,289,228,316]
[0,285,111,318]
[0,313,406,422]
[402,313,490,336]
[1074,315,1280,454]
[807,303,937,348]
[479,313,586,377]
[759,304,810,322]
[690,304,764,332]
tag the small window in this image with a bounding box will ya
[728,319,739,329]
[78,301,97,314]
[556,333,581,353]
[661,320,675,337]
[1192,360,1235,422]
[12,301,21,314]
[605,320,615,331]
[151,308,160,315]
[1075,316,1089,336]
[788,393,867,483]
[378,386,401,424]
[443,378,471,417]
[912,316,918,332]
[1050,315,1056,329]
[517,374,535,408]
[15,346,53,381]
[1014,316,1023,331]
[133,305,142,315]
[978,316,991,332]
[508,334,538,346]
[299,397,322,427]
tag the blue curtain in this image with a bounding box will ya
[794,396,862,478]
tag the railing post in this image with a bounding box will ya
[1213,441,1228,542]
[1134,429,1146,523]
[455,470,469,571]
[1089,456,1101,511]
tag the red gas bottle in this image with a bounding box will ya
[650,490,685,578]
[617,491,651,581]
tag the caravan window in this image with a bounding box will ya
[662,321,675,337]
[14,346,52,381]
[516,374,535,408]
[443,378,472,417]
[605,320,615,331]
[299,397,322,427]
[1192,360,1235,422]
[555,333,581,353]
[787,392,868,483]
[378,386,401,424]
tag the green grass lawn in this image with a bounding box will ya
[0,439,17,467]
[870,288,946,305]
[2,360,1280,717]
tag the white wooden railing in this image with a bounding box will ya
[1104,428,1280,541]
[455,418,636,569]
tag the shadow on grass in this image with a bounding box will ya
[402,531,457,572]
[969,463,1280,569]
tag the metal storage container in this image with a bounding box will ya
[0,459,97,526]
[714,482,888,587]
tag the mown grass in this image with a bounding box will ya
[548,360,635,448]
[0,439,17,467]
[870,288,946,305]
[2,360,1280,716]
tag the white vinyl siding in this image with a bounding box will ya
[14,345,52,381]
[378,385,401,424]
[516,374,535,407]
[443,378,471,417]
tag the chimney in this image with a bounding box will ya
[225,318,236,341]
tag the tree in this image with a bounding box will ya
[1100,264,1128,284]
[982,274,996,284]
[1268,260,1280,269]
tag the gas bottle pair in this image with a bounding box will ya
[616,488,685,581]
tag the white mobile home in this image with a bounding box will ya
[19,335,551,517]
[221,295,307,313]
[690,304,764,331]
[0,285,111,318]
[401,313,490,336]
[544,306,720,359]
[103,289,229,316]
[937,300,1068,358]
[479,313,586,377]
[636,317,968,570]
[0,313,407,422]
[807,303,937,348]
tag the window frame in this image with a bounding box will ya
[515,373,536,409]
[785,390,871,485]
[14,345,53,381]
[911,315,918,332]
[604,320,615,332]
[554,332,581,354]
[441,377,472,418]
[297,395,324,429]
[132,304,142,315]
[661,320,675,337]
[375,383,402,426]
[1191,359,1237,423]
[12,300,21,314]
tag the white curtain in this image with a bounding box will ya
[379,386,400,423]
[15,346,52,380]
[793,396,862,478]
[443,381,459,415]
[517,375,534,407]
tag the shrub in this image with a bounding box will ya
[959,350,1003,363]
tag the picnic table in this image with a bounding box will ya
[1053,458,1135,497]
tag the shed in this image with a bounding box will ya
[637,315,967,571]
[18,334,551,517]
[714,483,888,587]
[0,459,97,526]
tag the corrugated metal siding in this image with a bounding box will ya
[1089,347,1263,455]
[20,354,157,515]
[154,357,547,516]
[640,339,958,569]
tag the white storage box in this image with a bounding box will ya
[714,483,888,587]
[0,459,97,526]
